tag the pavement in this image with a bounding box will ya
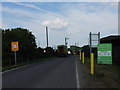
[2,55,81,88]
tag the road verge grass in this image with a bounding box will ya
[79,56,119,88]
[2,56,55,72]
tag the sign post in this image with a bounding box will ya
[91,53,94,75]
[14,51,17,65]
[11,41,19,65]
[89,32,100,75]
[97,43,112,64]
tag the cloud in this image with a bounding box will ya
[2,2,118,47]
[2,0,120,2]
[42,18,68,29]
[109,2,118,8]
[2,6,35,18]
[12,2,53,14]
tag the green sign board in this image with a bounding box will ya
[97,43,112,64]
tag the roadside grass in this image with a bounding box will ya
[83,57,119,88]
[2,56,55,72]
[94,73,105,79]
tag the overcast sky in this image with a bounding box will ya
[1,2,118,48]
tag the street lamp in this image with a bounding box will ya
[65,37,69,46]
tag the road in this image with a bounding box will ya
[2,55,81,88]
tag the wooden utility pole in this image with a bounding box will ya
[46,26,48,48]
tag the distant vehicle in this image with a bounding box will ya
[69,45,82,55]
[57,45,68,57]
[68,51,71,55]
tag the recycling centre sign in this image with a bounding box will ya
[97,43,112,64]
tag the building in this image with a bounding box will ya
[100,35,120,65]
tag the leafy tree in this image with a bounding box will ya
[2,27,37,66]
[36,47,44,59]
[45,47,55,57]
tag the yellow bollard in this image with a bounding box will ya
[79,52,81,60]
[91,53,94,75]
[82,52,84,64]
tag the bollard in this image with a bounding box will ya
[79,52,81,60]
[82,52,84,64]
[90,53,94,75]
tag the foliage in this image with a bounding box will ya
[2,27,37,66]
[45,47,56,57]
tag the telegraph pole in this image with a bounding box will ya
[46,26,48,48]
[46,26,49,56]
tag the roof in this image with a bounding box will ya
[100,35,120,41]
[57,45,67,47]
[100,35,120,45]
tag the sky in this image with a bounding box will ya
[1,2,118,48]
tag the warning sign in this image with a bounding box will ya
[11,42,19,51]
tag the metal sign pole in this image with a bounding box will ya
[89,32,92,54]
[14,51,17,65]
[98,32,100,44]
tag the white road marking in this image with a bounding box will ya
[1,58,50,74]
[1,63,34,74]
[75,58,80,88]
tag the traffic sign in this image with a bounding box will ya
[97,43,112,64]
[11,41,19,51]
[89,32,100,48]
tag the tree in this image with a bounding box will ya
[2,27,37,66]
[36,47,44,59]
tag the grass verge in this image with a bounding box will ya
[80,56,120,88]
[2,56,55,72]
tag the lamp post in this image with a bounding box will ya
[65,37,69,46]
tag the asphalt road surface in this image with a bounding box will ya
[2,55,81,88]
